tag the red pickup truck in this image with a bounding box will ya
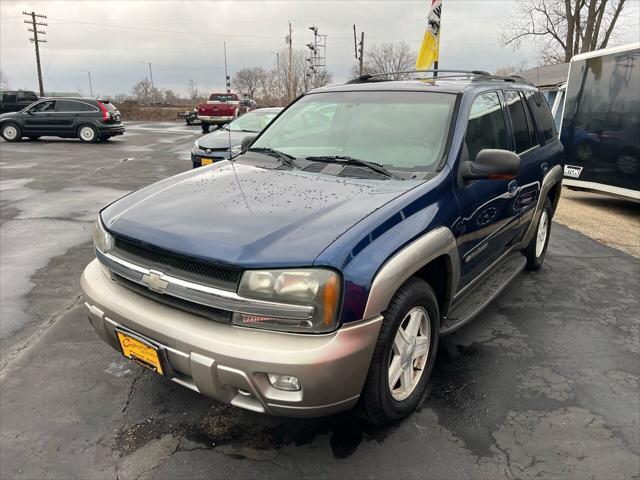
[197,93,241,133]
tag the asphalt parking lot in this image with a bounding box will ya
[1,123,638,479]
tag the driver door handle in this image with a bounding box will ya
[507,180,519,195]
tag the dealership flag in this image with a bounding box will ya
[416,0,442,70]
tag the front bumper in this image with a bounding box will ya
[191,150,230,168]
[80,259,382,417]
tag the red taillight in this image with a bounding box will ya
[97,101,110,121]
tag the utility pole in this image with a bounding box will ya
[353,25,364,76]
[23,11,47,96]
[81,70,93,98]
[287,22,293,101]
[140,61,155,104]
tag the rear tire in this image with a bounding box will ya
[1,123,22,142]
[523,196,552,271]
[78,125,98,143]
[356,277,440,426]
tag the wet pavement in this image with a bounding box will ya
[1,123,638,479]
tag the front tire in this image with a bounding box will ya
[523,196,552,271]
[78,125,98,143]
[1,123,22,142]
[357,277,440,426]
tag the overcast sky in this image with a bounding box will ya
[1,0,638,97]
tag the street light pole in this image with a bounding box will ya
[82,70,93,98]
[140,61,155,104]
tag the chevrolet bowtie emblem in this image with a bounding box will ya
[142,270,169,293]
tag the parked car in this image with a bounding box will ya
[81,71,563,425]
[191,107,282,167]
[181,108,199,126]
[239,98,257,114]
[197,93,241,133]
[0,90,39,114]
[0,97,124,142]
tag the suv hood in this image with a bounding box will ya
[101,161,414,268]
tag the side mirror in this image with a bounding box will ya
[460,149,520,180]
[240,135,256,153]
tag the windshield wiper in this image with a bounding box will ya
[248,147,300,169]
[305,155,399,179]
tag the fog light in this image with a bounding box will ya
[267,373,301,391]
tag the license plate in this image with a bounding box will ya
[116,329,164,375]
[201,158,213,165]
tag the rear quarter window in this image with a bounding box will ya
[528,91,557,144]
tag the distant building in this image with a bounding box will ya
[519,63,569,106]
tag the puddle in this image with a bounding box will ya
[114,403,393,460]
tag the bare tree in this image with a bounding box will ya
[501,0,628,64]
[132,78,153,104]
[356,42,416,80]
[0,70,8,89]
[233,67,265,99]
[186,78,200,101]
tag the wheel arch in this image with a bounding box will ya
[362,226,459,320]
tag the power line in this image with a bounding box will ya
[22,11,47,96]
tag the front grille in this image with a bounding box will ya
[113,237,241,291]
[114,274,232,323]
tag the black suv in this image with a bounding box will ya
[0,97,125,143]
[0,90,39,114]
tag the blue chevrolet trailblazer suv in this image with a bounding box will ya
[81,70,563,425]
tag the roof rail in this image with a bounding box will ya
[346,69,533,85]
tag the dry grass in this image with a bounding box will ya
[554,187,640,258]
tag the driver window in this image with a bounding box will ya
[465,92,509,160]
[30,101,55,113]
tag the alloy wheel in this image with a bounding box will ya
[3,125,18,141]
[536,209,549,258]
[388,306,431,401]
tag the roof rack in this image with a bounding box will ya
[346,69,532,85]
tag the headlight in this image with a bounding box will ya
[234,269,341,333]
[92,215,114,253]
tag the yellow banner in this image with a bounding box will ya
[416,0,442,70]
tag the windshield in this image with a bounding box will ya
[251,91,456,177]
[228,110,280,133]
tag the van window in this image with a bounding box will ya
[527,92,556,144]
[464,91,509,160]
[504,90,536,153]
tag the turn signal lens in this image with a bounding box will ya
[92,215,114,253]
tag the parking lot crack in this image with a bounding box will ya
[0,294,83,376]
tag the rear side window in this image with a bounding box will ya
[55,100,97,112]
[528,92,556,144]
[464,91,509,160]
[504,90,536,153]
[3,93,17,103]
